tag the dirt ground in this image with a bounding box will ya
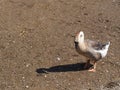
[0,0,120,90]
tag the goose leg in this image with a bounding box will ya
[84,59,90,69]
[88,61,96,72]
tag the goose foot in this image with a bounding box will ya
[88,62,96,72]
[88,68,96,72]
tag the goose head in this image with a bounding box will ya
[75,31,85,43]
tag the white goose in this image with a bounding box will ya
[74,31,110,72]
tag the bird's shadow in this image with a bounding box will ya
[36,62,93,74]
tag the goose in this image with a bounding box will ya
[74,31,110,72]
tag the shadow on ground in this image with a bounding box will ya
[36,62,93,74]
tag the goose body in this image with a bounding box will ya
[74,31,110,72]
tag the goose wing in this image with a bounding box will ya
[85,39,104,50]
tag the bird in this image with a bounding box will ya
[74,31,110,72]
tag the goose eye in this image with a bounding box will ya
[80,34,82,37]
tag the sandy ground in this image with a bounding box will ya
[0,0,120,90]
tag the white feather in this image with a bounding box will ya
[94,42,110,58]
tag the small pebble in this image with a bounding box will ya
[92,35,94,38]
[68,83,71,85]
[25,85,29,88]
[44,75,47,78]
[56,83,59,86]
[57,57,61,61]
[30,46,33,48]
[106,70,109,72]
[70,58,73,61]
[116,62,119,64]
[12,41,15,43]
[104,25,107,28]
[22,77,25,79]
[26,64,30,67]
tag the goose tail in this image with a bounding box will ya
[104,42,110,50]
[94,41,110,58]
